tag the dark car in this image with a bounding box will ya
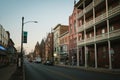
[44,60,54,65]
[29,59,33,62]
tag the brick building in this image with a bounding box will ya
[0,25,16,66]
[39,39,45,62]
[53,24,68,64]
[59,29,69,64]
[45,32,54,62]
[34,42,41,59]
[76,0,120,69]
[69,6,80,65]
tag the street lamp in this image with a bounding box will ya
[54,53,57,64]
[18,17,38,68]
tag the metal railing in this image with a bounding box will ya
[85,37,94,44]
[77,10,83,19]
[109,29,120,38]
[85,19,93,29]
[108,5,120,17]
[94,0,104,6]
[95,12,106,23]
[95,33,108,41]
[77,25,84,33]
[85,2,93,13]
[77,39,84,45]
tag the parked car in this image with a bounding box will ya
[34,57,41,63]
[28,58,33,62]
[43,60,54,65]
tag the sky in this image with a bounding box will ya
[0,0,78,54]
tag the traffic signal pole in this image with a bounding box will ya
[17,17,37,68]
[18,17,24,68]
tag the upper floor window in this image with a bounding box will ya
[74,21,76,33]
[48,38,50,42]
[110,26,114,32]
[70,24,72,34]
[89,33,92,38]
[102,29,105,34]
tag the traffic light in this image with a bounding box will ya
[23,31,28,43]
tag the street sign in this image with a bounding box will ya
[23,31,28,43]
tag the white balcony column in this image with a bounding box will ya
[85,45,88,68]
[84,14,86,41]
[106,0,108,17]
[76,12,80,67]
[108,40,112,69]
[107,20,110,38]
[106,0,110,53]
[106,1,110,38]
[94,43,98,68]
[80,47,83,65]
[93,0,95,24]
[77,46,80,66]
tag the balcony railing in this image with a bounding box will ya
[94,0,104,6]
[109,29,120,38]
[77,39,84,46]
[108,5,120,18]
[95,33,108,42]
[85,2,93,13]
[77,10,83,19]
[85,19,93,29]
[77,25,84,33]
[95,12,106,23]
[85,37,94,44]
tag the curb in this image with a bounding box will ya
[0,64,9,68]
[55,64,120,75]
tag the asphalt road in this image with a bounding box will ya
[24,60,120,80]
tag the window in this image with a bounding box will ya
[89,33,92,38]
[102,29,105,34]
[54,48,56,51]
[74,21,76,32]
[80,37,82,41]
[85,34,87,39]
[110,26,114,31]
[70,24,72,33]
[48,38,50,41]
[79,20,82,27]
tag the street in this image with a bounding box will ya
[24,59,120,80]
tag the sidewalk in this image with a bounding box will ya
[9,67,23,80]
[55,64,120,74]
[0,64,16,80]
[8,64,25,80]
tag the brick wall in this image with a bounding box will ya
[111,39,120,68]
[97,43,109,68]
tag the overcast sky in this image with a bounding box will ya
[0,0,79,54]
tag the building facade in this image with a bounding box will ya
[76,0,120,69]
[0,25,8,47]
[69,7,80,65]
[39,39,45,62]
[0,25,16,66]
[59,29,69,64]
[34,42,41,59]
[0,25,9,66]
[7,38,17,64]
[53,24,68,64]
[45,32,54,62]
